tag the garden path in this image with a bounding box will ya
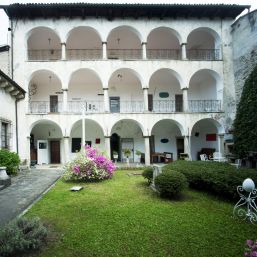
[0,168,63,226]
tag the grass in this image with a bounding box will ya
[26,170,257,257]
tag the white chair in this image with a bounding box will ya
[212,152,227,162]
[200,154,208,161]
[230,159,242,169]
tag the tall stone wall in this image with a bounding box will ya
[232,9,257,103]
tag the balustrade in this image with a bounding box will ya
[66,49,102,60]
[187,49,221,61]
[147,49,181,60]
[27,50,61,61]
[188,100,222,112]
[107,49,142,60]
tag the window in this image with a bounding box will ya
[1,122,9,149]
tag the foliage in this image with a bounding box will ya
[0,149,20,175]
[135,150,141,156]
[245,240,257,257]
[63,145,116,182]
[25,171,257,257]
[123,148,131,157]
[163,160,257,201]
[233,64,257,158]
[154,170,188,198]
[0,216,47,257]
[142,166,153,185]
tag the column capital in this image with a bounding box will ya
[181,42,187,46]
[103,87,109,90]
[63,136,70,139]
[62,88,68,91]
[218,133,225,137]
[104,136,111,138]
[143,87,149,90]
[102,41,107,45]
[182,87,188,91]
[61,42,66,46]
[141,42,147,45]
[143,135,150,138]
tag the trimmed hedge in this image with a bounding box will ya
[162,161,257,201]
[155,170,188,199]
[142,167,154,185]
[0,149,20,175]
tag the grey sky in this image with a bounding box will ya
[0,0,256,45]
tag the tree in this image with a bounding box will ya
[233,64,257,158]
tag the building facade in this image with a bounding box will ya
[0,3,248,165]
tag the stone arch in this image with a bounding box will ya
[26,26,61,60]
[190,118,224,160]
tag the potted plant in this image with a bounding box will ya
[113,151,118,163]
[123,148,131,165]
[135,150,141,163]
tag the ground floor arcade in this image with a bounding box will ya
[26,114,225,166]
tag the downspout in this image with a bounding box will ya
[15,100,19,154]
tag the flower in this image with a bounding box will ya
[64,145,116,182]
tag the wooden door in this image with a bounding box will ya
[176,138,184,159]
[50,95,58,113]
[148,94,153,111]
[50,140,60,163]
[175,94,183,112]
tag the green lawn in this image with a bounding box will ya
[27,171,257,257]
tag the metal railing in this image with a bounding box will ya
[187,49,221,61]
[152,100,176,112]
[188,100,222,112]
[66,49,102,60]
[107,49,142,60]
[28,101,63,113]
[119,101,144,113]
[147,49,181,60]
[27,50,61,61]
[67,101,104,113]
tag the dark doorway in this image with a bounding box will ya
[175,94,183,112]
[50,140,60,163]
[50,95,58,112]
[111,133,120,161]
[148,94,153,111]
[176,138,184,159]
[110,97,120,113]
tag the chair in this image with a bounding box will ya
[212,152,227,162]
[200,154,208,161]
[230,159,242,169]
[164,152,173,163]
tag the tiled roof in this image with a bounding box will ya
[0,3,250,20]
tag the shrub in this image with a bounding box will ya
[0,216,47,257]
[0,149,20,175]
[234,64,257,158]
[142,166,153,185]
[163,160,257,201]
[154,170,188,199]
[63,145,116,182]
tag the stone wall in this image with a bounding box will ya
[232,9,257,103]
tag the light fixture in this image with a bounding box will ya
[117,74,122,80]
[48,38,51,45]
[117,38,120,44]
[49,75,52,83]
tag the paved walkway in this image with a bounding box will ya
[0,168,63,227]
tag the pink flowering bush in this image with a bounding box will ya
[63,145,116,182]
[245,240,257,257]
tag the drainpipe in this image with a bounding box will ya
[15,99,18,154]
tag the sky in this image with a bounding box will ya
[0,0,257,45]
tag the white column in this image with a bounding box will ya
[182,88,188,112]
[62,89,68,112]
[27,136,31,168]
[102,42,107,59]
[81,117,85,150]
[143,88,149,112]
[142,42,147,60]
[184,135,191,160]
[63,136,69,163]
[103,88,110,112]
[105,136,111,159]
[218,134,225,155]
[61,42,66,60]
[144,136,150,166]
[181,43,187,60]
